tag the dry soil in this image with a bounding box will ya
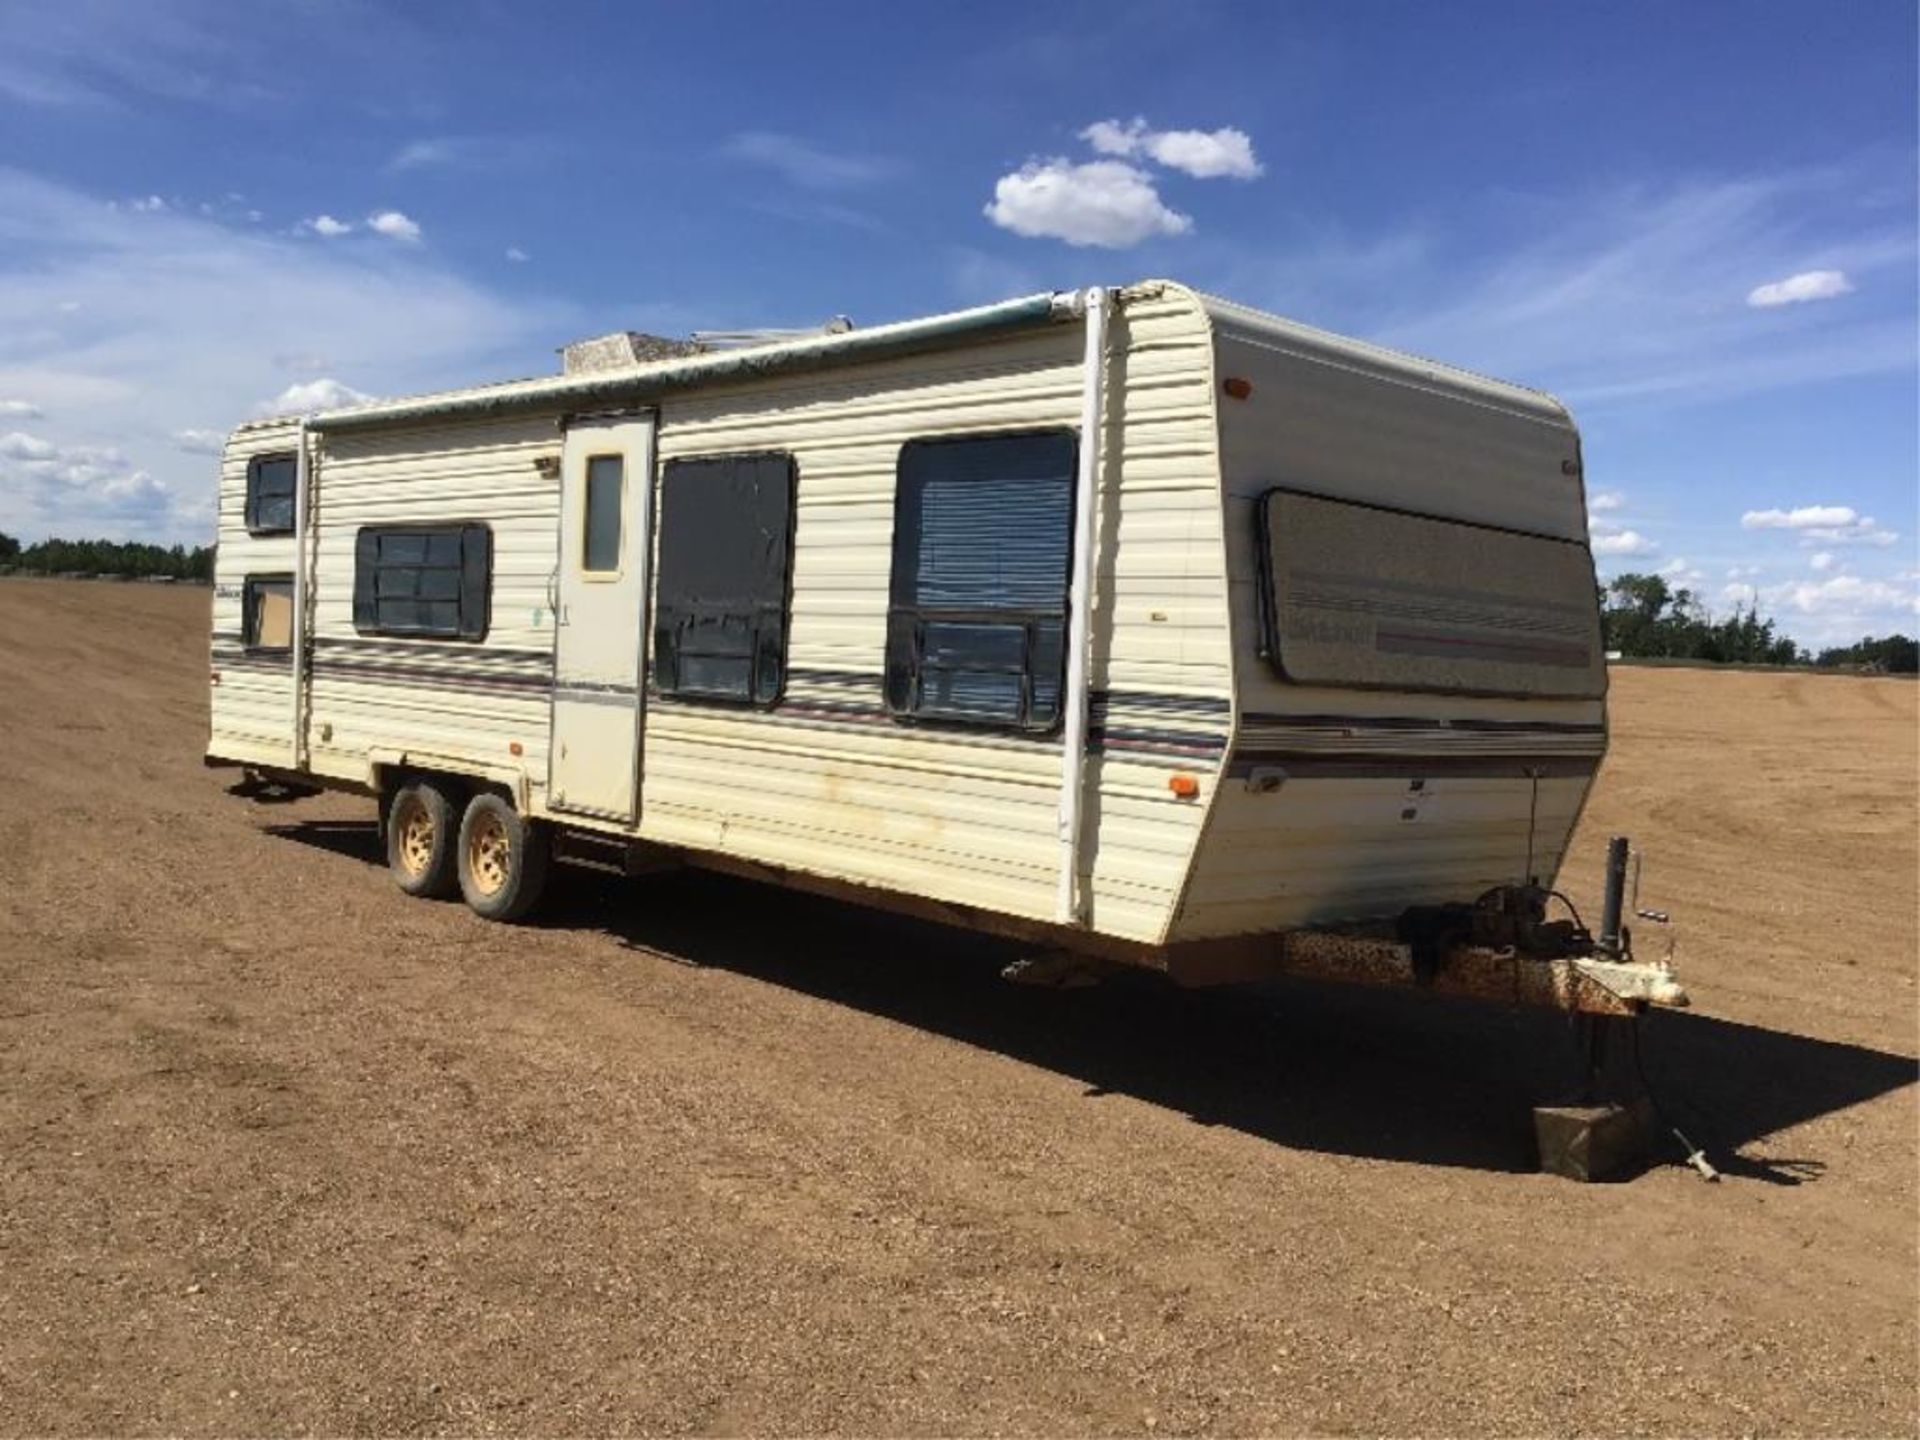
[1,579,1915,1435]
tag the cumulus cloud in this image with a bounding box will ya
[985,158,1192,248]
[0,398,43,419]
[0,429,170,531]
[1592,528,1658,556]
[1741,504,1897,546]
[1080,118,1263,180]
[1772,574,1919,617]
[1587,490,1625,512]
[1746,269,1853,308]
[365,210,422,243]
[505,246,530,263]
[127,195,167,213]
[257,378,376,417]
[1809,551,1836,572]
[306,214,352,237]
[1,430,58,460]
[0,168,563,543]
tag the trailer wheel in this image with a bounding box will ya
[386,777,461,899]
[456,791,551,922]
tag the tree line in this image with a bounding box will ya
[0,531,216,582]
[1602,572,1916,673]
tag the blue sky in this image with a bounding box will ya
[0,0,1913,644]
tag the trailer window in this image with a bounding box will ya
[352,524,492,641]
[245,453,297,535]
[1256,489,1606,699]
[243,574,293,652]
[885,429,1076,731]
[582,454,624,573]
[652,452,796,707]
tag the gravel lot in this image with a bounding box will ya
[1,578,1914,1435]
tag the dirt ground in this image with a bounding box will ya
[1,578,1914,1437]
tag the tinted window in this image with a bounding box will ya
[352,524,491,641]
[885,430,1076,731]
[243,574,293,651]
[652,453,795,707]
[245,453,297,535]
[583,454,624,573]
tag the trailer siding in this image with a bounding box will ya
[641,287,1227,942]
[300,414,562,794]
[209,420,304,768]
[1167,296,1606,940]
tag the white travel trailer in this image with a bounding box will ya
[207,281,1684,1016]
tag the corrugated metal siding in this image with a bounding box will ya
[208,420,303,767]
[301,415,561,788]
[1168,293,1605,941]
[641,285,1228,941]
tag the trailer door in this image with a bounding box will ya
[548,412,655,822]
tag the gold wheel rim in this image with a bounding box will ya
[396,798,435,877]
[467,811,511,897]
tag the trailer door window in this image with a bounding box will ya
[886,429,1076,731]
[1257,488,1605,699]
[582,454,624,573]
[652,452,796,707]
[245,453,297,535]
[352,524,492,641]
[243,574,293,652]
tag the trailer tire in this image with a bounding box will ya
[386,777,461,899]
[456,791,551,922]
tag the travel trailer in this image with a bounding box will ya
[207,280,1684,1016]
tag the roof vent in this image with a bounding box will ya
[560,331,709,376]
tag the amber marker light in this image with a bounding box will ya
[1222,376,1253,400]
[1169,773,1200,799]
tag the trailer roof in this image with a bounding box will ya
[237,280,1572,435]
[1195,289,1572,426]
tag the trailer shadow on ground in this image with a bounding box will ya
[270,819,1919,1179]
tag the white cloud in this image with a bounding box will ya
[1809,551,1836,572]
[257,378,376,417]
[1592,529,1658,556]
[1658,556,1704,587]
[1588,490,1625,512]
[365,210,422,243]
[1742,504,1857,531]
[1081,117,1263,180]
[0,398,43,418]
[306,214,352,238]
[171,428,226,455]
[0,168,566,543]
[1746,269,1853,308]
[1,430,58,460]
[127,194,167,213]
[984,158,1192,248]
[0,429,170,531]
[1726,564,1763,580]
[722,132,896,190]
[505,246,530,263]
[1741,504,1898,546]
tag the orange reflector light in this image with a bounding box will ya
[508,741,524,757]
[1169,773,1200,799]
[1222,376,1253,400]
